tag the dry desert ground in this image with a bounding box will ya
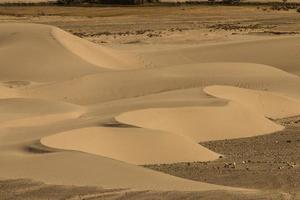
[0,4,300,200]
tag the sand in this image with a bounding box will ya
[205,85,300,119]
[116,102,284,142]
[0,21,300,195]
[52,27,142,70]
[41,127,220,165]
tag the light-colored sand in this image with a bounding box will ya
[20,62,300,105]
[1,23,300,193]
[116,102,284,142]
[0,151,238,191]
[52,27,142,70]
[0,98,82,123]
[41,127,220,165]
[141,36,300,76]
[205,85,300,119]
[0,85,17,99]
[0,23,102,82]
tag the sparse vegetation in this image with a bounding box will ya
[270,0,298,11]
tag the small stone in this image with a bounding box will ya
[224,163,230,168]
[232,162,236,169]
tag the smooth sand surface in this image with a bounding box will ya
[52,27,142,70]
[1,23,300,192]
[205,85,300,119]
[141,36,300,76]
[0,98,82,121]
[20,62,300,105]
[116,102,284,142]
[41,127,220,165]
[0,23,102,82]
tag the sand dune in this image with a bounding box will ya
[205,85,300,119]
[52,27,141,70]
[0,85,17,99]
[116,102,284,142]
[0,98,82,122]
[1,23,300,193]
[0,23,103,82]
[41,127,219,165]
[0,151,238,191]
[142,36,300,76]
[21,62,300,105]
[0,23,141,83]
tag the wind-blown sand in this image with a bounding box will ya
[41,127,220,165]
[52,27,141,70]
[0,22,300,195]
[116,102,284,142]
[205,85,300,119]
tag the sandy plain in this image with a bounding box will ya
[0,4,300,200]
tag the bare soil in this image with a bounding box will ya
[0,5,300,199]
[146,116,300,199]
[0,5,300,45]
[0,179,286,200]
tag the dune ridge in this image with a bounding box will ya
[205,85,300,119]
[52,27,142,70]
[21,62,300,105]
[41,127,220,165]
[1,23,300,193]
[116,101,284,142]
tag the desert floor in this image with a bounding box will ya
[0,5,300,200]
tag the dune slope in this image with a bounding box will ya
[52,27,141,70]
[143,36,300,76]
[0,23,142,83]
[205,85,300,119]
[21,62,300,105]
[41,127,220,165]
[1,23,300,193]
[116,102,284,142]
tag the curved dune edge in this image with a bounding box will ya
[21,62,300,105]
[0,23,103,82]
[40,127,220,165]
[0,151,251,192]
[0,86,18,99]
[0,98,83,123]
[204,85,300,119]
[1,112,83,128]
[1,23,299,193]
[51,27,142,70]
[116,101,284,142]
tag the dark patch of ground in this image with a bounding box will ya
[0,179,286,200]
[1,118,299,199]
[145,116,300,198]
[0,179,124,200]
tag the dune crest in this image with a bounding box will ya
[21,62,300,105]
[41,127,220,165]
[52,27,142,70]
[1,23,300,193]
[204,85,300,119]
[116,101,283,142]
